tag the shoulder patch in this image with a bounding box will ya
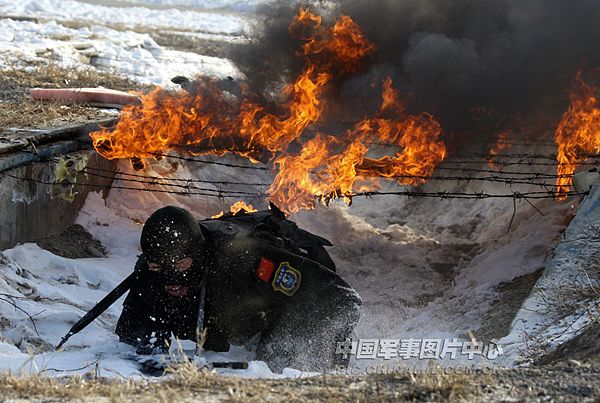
[272,262,301,296]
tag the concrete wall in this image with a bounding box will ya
[0,151,116,250]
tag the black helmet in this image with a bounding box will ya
[141,206,204,269]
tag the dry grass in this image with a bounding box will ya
[0,364,475,403]
[58,18,204,37]
[0,347,474,402]
[537,227,600,320]
[0,63,149,129]
[3,354,600,402]
[0,100,113,129]
[46,33,75,42]
[0,63,143,100]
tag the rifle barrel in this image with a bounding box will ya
[56,272,137,350]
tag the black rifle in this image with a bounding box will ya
[56,272,137,350]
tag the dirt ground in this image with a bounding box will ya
[0,359,599,402]
[474,268,545,342]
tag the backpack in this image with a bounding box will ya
[198,203,337,272]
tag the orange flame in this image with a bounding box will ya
[555,71,600,198]
[269,77,446,211]
[211,201,258,218]
[290,8,375,74]
[89,8,447,213]
[91,66,329,164]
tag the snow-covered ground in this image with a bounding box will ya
[2,0,250,33]
[85,0,268,12]
[0,0,596,379]
[0,0,247,86]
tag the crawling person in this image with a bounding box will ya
[115,204,362,372]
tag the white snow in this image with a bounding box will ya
[0,0,244,86]
[293,171,577,370]
[1,0,248,34]
[103,0,269,12]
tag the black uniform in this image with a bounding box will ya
[116,205,362,372]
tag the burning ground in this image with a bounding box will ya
[0,0,600,397]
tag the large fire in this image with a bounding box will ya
[90,8,447,212]
[268,77,446,210]
[555,71,600,198]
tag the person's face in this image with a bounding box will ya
[147,257,193,297]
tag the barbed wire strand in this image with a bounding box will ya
[37,154,574,190]
[9,150,582,195]
[21,150,580,187]
[4,172,587,202]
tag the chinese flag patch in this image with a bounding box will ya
[256,257,275,282]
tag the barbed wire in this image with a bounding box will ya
[9,150,580,193]
[4,170,588,203]
[142,149,598,172]
[82,164,271,187]
[388,175,565,188]
[123,150,591,176]
[74,169,265,196]
[440,159,600,166]
[104,168,569,188]
[42,154,573,189]
[4,173,267,200]
[367,139,559,148]
[434,166,573,177]
[3,147,593,208]
[461,152,600,160]
[462,138,558,146]
[11,151,273,187]
[24,149,581,184]
[143,151,271,171]
[80,166,569,191]
[350,189,588,200]
[97,146,600,172]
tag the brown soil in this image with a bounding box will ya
[36,224,106,259]
[474,268,545,341]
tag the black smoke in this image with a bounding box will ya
[229,0,600,144]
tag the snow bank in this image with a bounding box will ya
[0,18,240,86]
[0,0,247,34]
[499,181,600,365]
[0,0,246,86]
[106,0,269,12]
